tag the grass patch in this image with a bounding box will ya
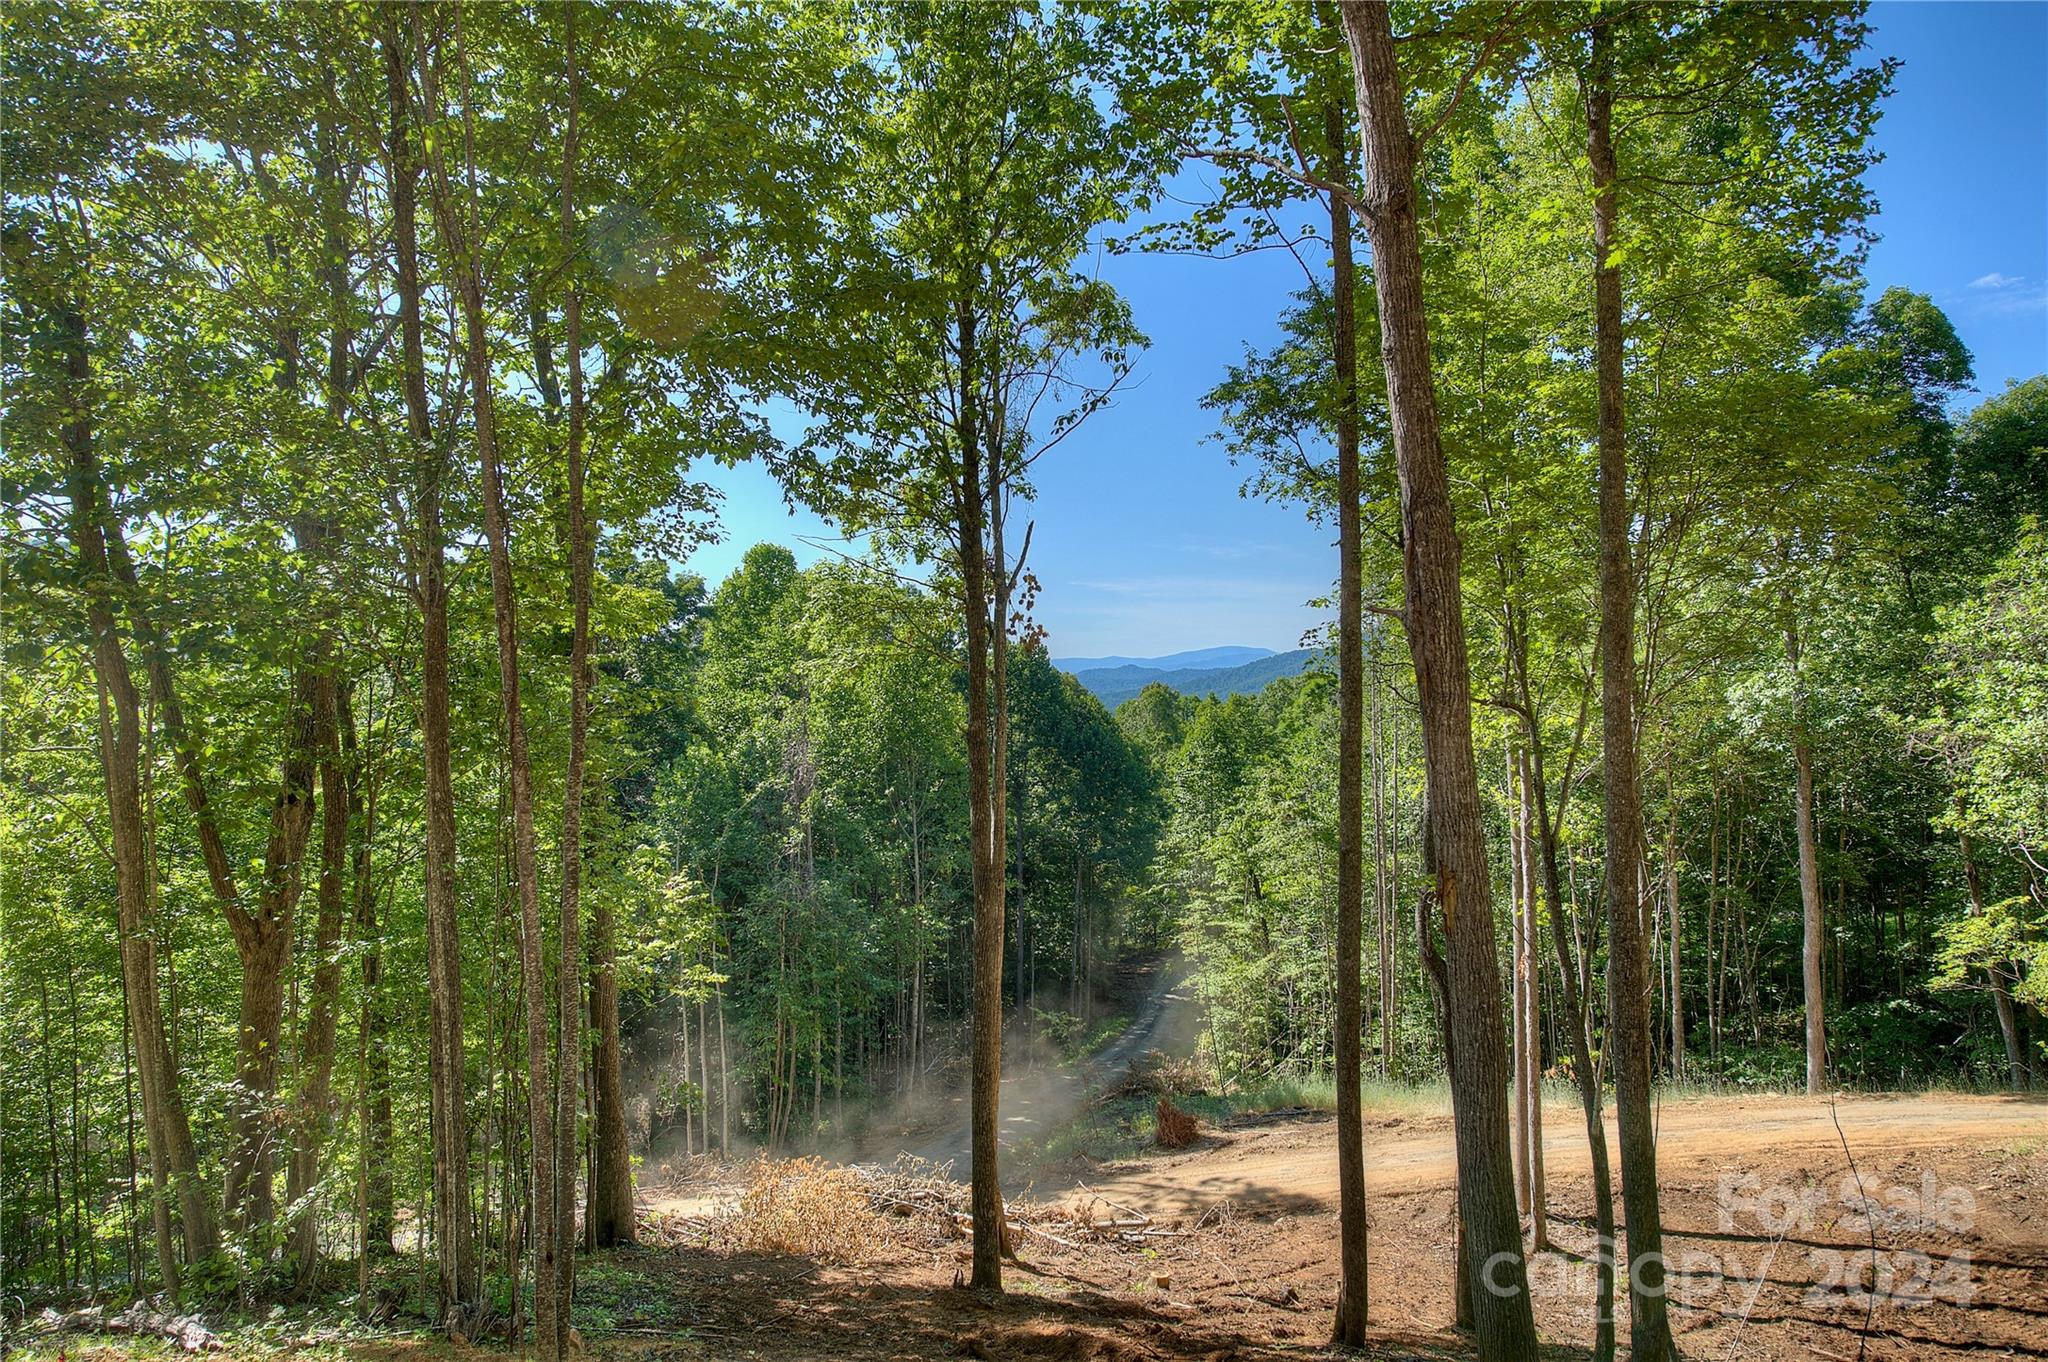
[1022,1072,1467,1170]
[4,1319,414,1362]
[1033,1008,1137,1062]
[1224,1072,1453,1120]
[1081,1012,1135,1053]
[572,1255,695,1334]
[1226,1072,1336,1114]
[1017,1090,1242,1169]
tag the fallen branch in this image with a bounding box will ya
[35,1304,223,1353]
[1011,1220,1084,1251]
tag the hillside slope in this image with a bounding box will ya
[1072,648,1317,708]
[1052,645,1273,673]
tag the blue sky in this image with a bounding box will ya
[684,2,2048,659]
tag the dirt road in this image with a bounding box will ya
[629,1088,2044,1362]
[1043,1090,2048,1360]
[635,975,2045,1361]
[1058,1089,2048,1216]
[912,965,1197,1175]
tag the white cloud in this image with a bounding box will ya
[1969,271,2024,290]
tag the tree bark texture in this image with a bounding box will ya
[1335,5,1537,1355]
[1324,81,1369,1349]
[1588,28,1675,1357]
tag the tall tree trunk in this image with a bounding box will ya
[1515,748,1547,1250]
[1323,78,1369,1349]
[121,982,144,1288]
[1666,776,1684,1080]
[1586,29,1674,1357]
[717,947,731,1154]
[60,303,218,1290]
[342,692,394,1252]
[1335,5,1537,1356]
[550,10,589,1339]
[414,7,557,1351]
[1510,751,1531,1222]
[1414,895,1473,1330]
[1372,643,1394,1073]
[223,692,317,1239]
[1787,614,1826,1094]
[383,7,473,1324]
[586,898,634,1243]
[958,299,1007,1291]
[1528,726,1616,1361]
[288,96,358,1288]
[97,391,316,1246]
[287,674,349,1288]
[113,491,314,1243]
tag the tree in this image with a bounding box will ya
[378,4,476,1323]
[412,6,567,1351]
[1923,526,2048,1084]
[1581,23,1672,1353]
[1323,65,1371,1355]
[762,2,1149,1289]
[1333,4,1538,1356]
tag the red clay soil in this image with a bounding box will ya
[613,1091,2047,1361]
[38,1093,2043,1362]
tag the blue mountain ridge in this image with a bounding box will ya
[1063,648,1318,709]
[1050,645,1274,673]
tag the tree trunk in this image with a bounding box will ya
[1706,789,1721,1063]
[287,674,349,1288]
[1587,29,1675,1357]
[1335,5,1537,1355]
[958,299,1007,1291]
[586,901,635,1242]
[342,693,394,1253]
[1959,825,2028,1089]
[223,687,317,1239]
[1528,729,1616,1361]
[102,472,314,1250]
[1787,616,1826,1094]
[414,8,557,1351]
[551,10,589,1338]
[287,96,358,1287]
[112,490,315,1245]
[383,6,474,1326]
[1414,893,1473,1332]
[1515,748,1547,1249]
[1372,643,1394,1073]
[60,303,217,1290]
[1665,777,1684,1080]
[1323,79,1369,1348]
[1510,752,1531,1223]
[717,947,731,1154]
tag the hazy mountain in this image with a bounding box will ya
[1067,648,1318,709]
[1051,644,1273,673]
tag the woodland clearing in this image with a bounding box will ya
[22,1090,2044,1362]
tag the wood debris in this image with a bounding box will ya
[32,1302,224,1353]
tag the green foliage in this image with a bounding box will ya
[635,548,1160,1148]
[3,0,2044,1320]
[1924,527,2048,868]
[1935,899,2048,1012]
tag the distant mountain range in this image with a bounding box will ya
[1050,645,1274,673]
[1058,646,1318,709]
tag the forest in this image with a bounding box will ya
[3,3,2044,1361]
